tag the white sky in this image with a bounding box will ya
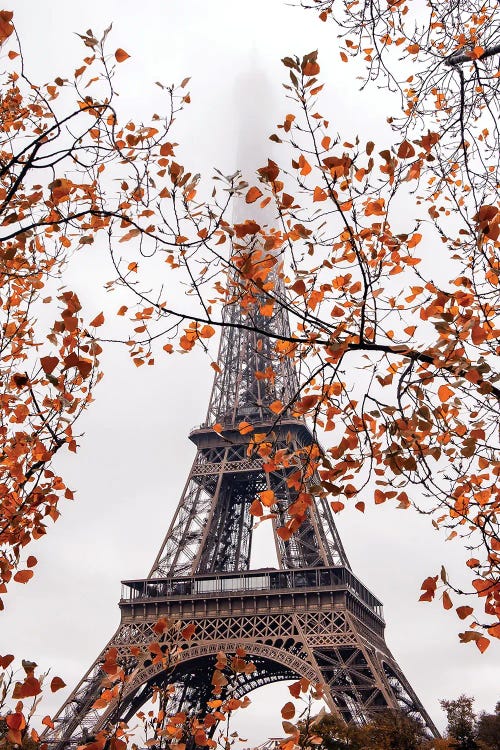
[2,0,499,743]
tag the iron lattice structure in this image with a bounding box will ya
[44,267,439,747]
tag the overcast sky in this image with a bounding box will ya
[2,0,499,743]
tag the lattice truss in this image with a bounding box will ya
[148,423,349,578]
[205,290,299,427]
[44,606,437,748]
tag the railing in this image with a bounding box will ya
[121,566,384,619]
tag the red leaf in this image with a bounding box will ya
[6,713,26,732]
[0,654,14,669]
[50,676,66,692]
[41,356,59,375]
[397,140,416,159]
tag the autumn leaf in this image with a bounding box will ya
[313,186,327,202]
[249,499,264,517]
[438,384,454,402]
[50,676,66,692]
[456,606,473,620]
[281,702,295,720]
[442,591,453,610]
[13,570,33,584]
[115,48,130,63]
[0,654,14,669]
[419,575,438,602]
[397,140,416,159]
[89,312,104,327]
[260,489,275,507]
[181,622,196,640]
[0,10,14,42]
[246,186,263,204]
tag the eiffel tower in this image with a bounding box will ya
[44,228,439,747]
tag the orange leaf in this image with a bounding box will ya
[269,400,283,414]
[293,394,319,414]
[14,570,33,584]
[476,636,490,653]
[246,186,263,204]
[200,325,215,338]
[181,623,196,640]
[407,233,422,248]
[6,714,26,732]
[238,421,253,435]
[26,556,37,568]
[115,48,130,63]
[250,499,264,517]
[260,489,275,507]
[313,186,327,202]
[472,578,493,596]
[281,702,295,720]
[438,384,454,402]
[487,623,500,639]
[303,61,320,76]
[471,324,487,346]
[442,591,453,610]
[299,154,312,176]
[456,605,473,620]
[89,312,104,327]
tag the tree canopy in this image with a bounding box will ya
[0,1,499,746]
